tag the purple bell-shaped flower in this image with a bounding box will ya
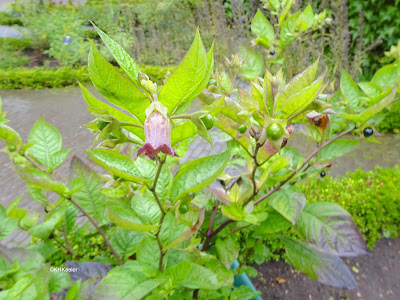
[137,102,178,158]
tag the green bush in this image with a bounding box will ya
[300,166,400,249]
[0,37,32,51]
[0,66,90,89]
[0,11,23,26]
[376,101,400,133]
[0,65,175,89]
[0,51,30,69]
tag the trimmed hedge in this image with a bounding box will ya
[300,166,400,249]
[0,11,23,26]
[0,65,175,89]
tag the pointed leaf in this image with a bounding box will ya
[340,70,360,109]
[215,237,240,270]
[88,42,149,123]
[159,30,208,115]
[91,22,140,85]
[27,117,62,166]
[170,151,230,202]
[295,202,368,256]
[85,149,150,184]
[282,237,357,289]
[69,157,108,226]
[251,9,275,45]
[317,140,359,162]
[268,187,305,225]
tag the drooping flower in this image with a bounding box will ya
[137,102,178,158]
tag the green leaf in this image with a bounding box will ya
[358,82,382,99]
[91,22,140,85]
[88,41,149,123]
[159,29,208,115]
[251,9,274,46]
[27,117,61,166]
[70,157,109,226]
[0,274,34,299]
[166,261,223,290]
[49,149,70,170]
[134,158,171,200]
[124,279,166,300]
[28,206,67,239]
[170,150,230,202]
[136,236,160,272]
[340,70,360,109]
[49,271,72,293]
[358,84,398,124]
[85,149,150,184]
[163,209,204,251]
[239,45,264,81]
[253,210,291,235]
[295,202,368,256]
[15,167,68,195]
[159,211,189,247]
[372,63,400,88]
[0,205,18,240]
[111,228,145,261]
[230,286,261,300]
[0,124,21,147]
[191,115,212,146]
[174,42,215,114]
[106,200,159,232]
[215,237,240,270]
[279,76,323,118]
[131,189,161,226]
[275,60,319,114]
[268,187,305,225]
[79,83,144,140]
[94,261,149,299]
[282,237,357,289]
[317,139,359,162]
[171,121,198,146]
[280,11,299,48]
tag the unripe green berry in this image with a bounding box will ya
[97,120,109,130]
[201,114,214,130]
[238,124,247,134]
[8,145,17,152]
[208,79,217,86]
[266,123,284,141]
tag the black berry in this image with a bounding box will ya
[269,50,275,55]
[363,127,373,137]
[320,171,326,177]
[44,205,49,213]
[49,233,55,239]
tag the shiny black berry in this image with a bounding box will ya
[320,171,326,177]
[363,127,373,138]
[44,205,49,213]
[49,233,55,239]
[269,50,275,55]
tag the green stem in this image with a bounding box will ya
[67,196,123,266]
[148,156,167,271]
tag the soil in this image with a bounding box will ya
[252,238,400,300]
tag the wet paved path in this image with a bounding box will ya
[0,87,399,245]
